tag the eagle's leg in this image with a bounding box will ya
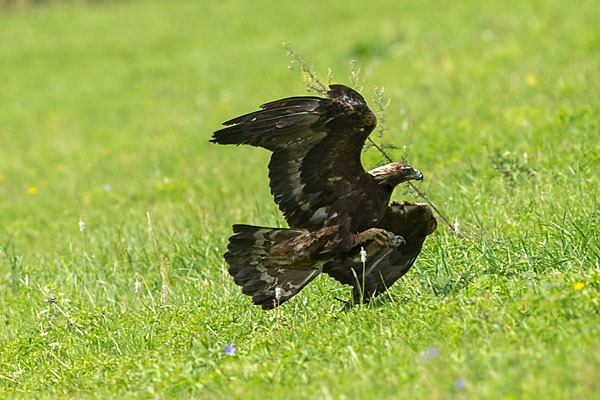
[355,228,405,248]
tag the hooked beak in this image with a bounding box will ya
[407,169,423,182]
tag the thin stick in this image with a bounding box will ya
[146,212,172,294]
[140,274,155,303]
[0,373,21,385]
[35,282,85,336]
[110,336,123,355]
[283,42,328,95]
[366,137,460,236]
[44,348,71,369]
[283,43,459,237]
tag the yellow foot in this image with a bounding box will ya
[360,228,405,248]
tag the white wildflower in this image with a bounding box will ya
[78,220,85,232]
[360,247,367,264]
[135,280,141,293]
[453,218,460,233]
[104,184,112,192]
[275,287,282,301]
[161,284,168,302]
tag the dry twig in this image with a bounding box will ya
[283,42,328,95]
[146,212,172,299]
[35,282,85,336]
[284,43,460,236]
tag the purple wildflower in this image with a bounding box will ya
[455,377,466,390]
[426,347,439,358]
[419,346,439,362]
[224,344,236,356]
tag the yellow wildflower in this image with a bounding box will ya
[0,174,5,182]
[144,97,155,112]
[573,282,585,291]
[526,73,538,88]
[28,187,37,195]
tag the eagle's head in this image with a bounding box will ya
[369,162,423,187]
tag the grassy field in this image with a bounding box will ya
[1,0,599,398]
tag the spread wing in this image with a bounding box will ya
[211,85,379,232]
[323,202,437,304]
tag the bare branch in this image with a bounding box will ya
[365,136,461,236]
[283,47,461,237]
[283,42,328,96]
[35,282,85,336]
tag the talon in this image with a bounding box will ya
[388,234,406,248]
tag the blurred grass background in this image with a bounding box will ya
[1,0,599,398]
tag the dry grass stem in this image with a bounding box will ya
[146,212,172,296]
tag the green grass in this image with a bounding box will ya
[1,0,599,398]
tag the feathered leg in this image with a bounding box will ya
[323,202,437,305]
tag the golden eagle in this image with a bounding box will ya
[211,84,436,308]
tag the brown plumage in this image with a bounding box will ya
[212,84,423,253]
[212,84,435,309]
[323,202,437,305]
[225,202,436,309]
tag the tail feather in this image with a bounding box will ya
[225,224,322,309]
